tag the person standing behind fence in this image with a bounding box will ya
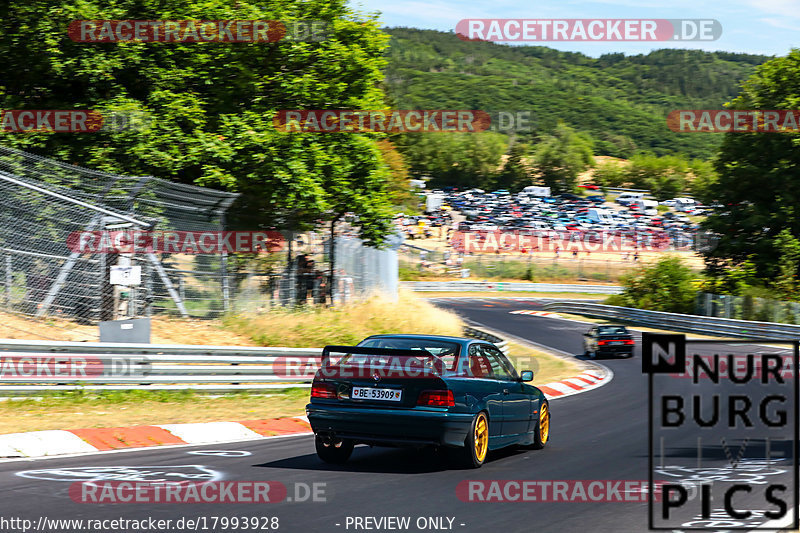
[296,254,311,304]
[314,267,327,305]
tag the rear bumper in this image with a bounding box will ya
[306,403,474,448]
[598,345,634,356]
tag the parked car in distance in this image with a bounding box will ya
[558,193,582,201]
[582,325,635,358]
[616,192,645,206]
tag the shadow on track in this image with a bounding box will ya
[255,444,534,474]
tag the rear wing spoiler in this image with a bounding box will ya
[321,345,434,366]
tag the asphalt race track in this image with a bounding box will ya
[0,298,796,533]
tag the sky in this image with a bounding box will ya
[349,0,800,57]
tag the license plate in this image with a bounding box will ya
[351,387,402,402]
[610,341,625,345]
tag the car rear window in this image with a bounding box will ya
[358,338,461,370]
[597,326,629,335]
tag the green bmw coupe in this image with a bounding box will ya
[306,334,550,468]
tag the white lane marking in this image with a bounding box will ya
[187,450,252,457]
[16,464,222,482]
[0,432,312,464]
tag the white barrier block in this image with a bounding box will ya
[158,422,262,444]
[0,430,98,457]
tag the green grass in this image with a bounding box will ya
[400,258,630,282]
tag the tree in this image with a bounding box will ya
[609,256,696,313]
[494,141,533,191]
[375,140,419,213]
[688,159,719,204]
[532,123,594,193]
[592,159,628,189]
[394,132,507,189]
[0,0,397,243]
[774,230,800,300]
[624,153,688,200]
[701,49,800,283]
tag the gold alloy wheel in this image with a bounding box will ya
[474,413,489,462]
[539,403,550,444]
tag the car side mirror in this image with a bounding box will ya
[520,370,534,382]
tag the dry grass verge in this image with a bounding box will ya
[505,341,582,386]
[0,311,258,345]
[222,290,464,347]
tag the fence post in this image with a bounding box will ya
[144,260,153,317]
[220,213,230,313]
[4,254,10,309]
[98,252,108,322]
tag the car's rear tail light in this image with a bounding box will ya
[598,339,634,346]
[417,390,455,407]
[311,382,337,399]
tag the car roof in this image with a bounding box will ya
[362,334,478,346]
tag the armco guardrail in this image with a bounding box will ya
[0,327,508,393]
[402,281,622,294]
[542,301,800,340]
[463,326,509,354]
[0,341,320,393]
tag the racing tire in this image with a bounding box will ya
[452,412,490,468]
[315,435,354,464]
[531,401,550,449]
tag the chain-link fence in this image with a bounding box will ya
[333,235,400,301]
[0,146,400,326]
[0,145,244,323]
[696,292,800,324]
